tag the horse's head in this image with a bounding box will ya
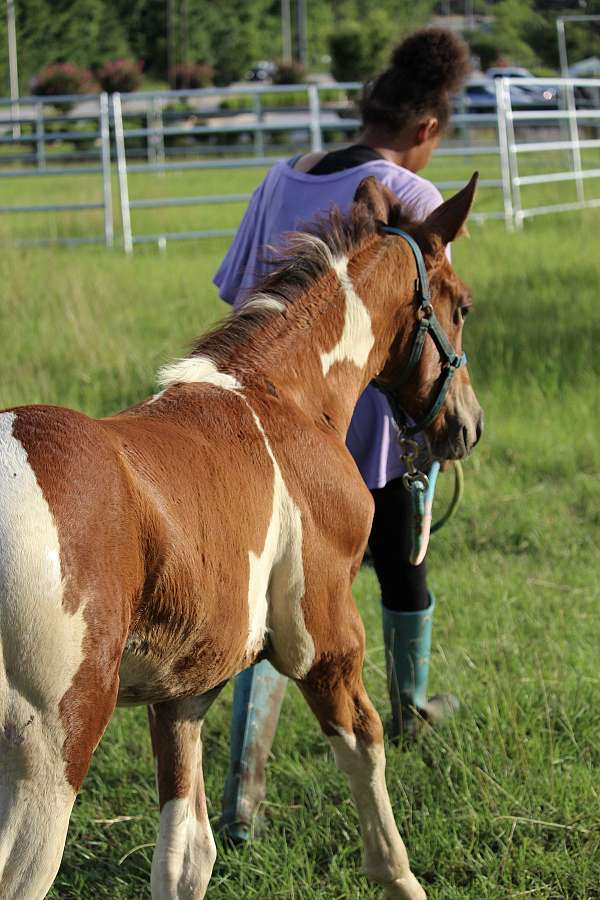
[354,174,483,460]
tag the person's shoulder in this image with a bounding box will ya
[375,165,442,219]
[383,165,442,203]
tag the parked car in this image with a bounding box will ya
[486,67,559,107]
[246,61,277,83]
[458,75,557,113]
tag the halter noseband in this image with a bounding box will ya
[375,226,467,437]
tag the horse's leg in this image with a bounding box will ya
[297,597,426,900]
[148,687,224,900]
[0,649,120,899]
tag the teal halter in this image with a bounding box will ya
[376,226,467,436]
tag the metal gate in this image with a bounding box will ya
[496,76,600,229]
[0,92,113,247]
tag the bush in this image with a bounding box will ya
[172,63,214,90]
[329,22,389,83]
[97,59,142,93]
[31,63,97,105]
[272,60,306,85]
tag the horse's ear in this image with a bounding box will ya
[421,172,479,246]
[353,176,398,224]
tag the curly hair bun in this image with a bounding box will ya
[391,28,471,96]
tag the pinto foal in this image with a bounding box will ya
[0,176,482,899]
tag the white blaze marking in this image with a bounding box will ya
[320,256,374,376]
[329,729,424,897]
[157,355,242,392]
[0,411,87,895]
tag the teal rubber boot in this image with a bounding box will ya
[220,660,287,843]
[382,594,459,741]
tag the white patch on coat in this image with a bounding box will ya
[157,356,242,392]
[242,405,314,678]
[0,411,87,896]
[239,293,286,315]
[320,255,374,376]
[151,710,216,900]
[156,351,314,678]
[151,796,216,900]
[328,730,424,898]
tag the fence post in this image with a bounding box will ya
[566,81,584,204]
[35,102,46,170]
[307,84,322,152]
[503,79,523,230]
[112,93,133,254]
[495,78,514,231]
[99,92,113,248]
[148,96,166,166]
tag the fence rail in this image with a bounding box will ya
[0,92,113,247]
[1,78,600,248]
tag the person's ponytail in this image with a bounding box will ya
[361,29,471,133]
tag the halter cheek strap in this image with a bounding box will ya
[376,226,467,436]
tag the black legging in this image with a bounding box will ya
[369,477,430,613]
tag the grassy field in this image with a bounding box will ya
[1,167,599,899]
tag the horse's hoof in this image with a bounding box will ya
[219,810,267,846]
[220,820,252,845]
[383,872,427,899]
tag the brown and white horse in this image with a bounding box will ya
[0,175,482,899]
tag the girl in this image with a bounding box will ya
[213,28,471,842]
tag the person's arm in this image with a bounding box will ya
[213,180,267,309]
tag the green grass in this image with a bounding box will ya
[1,172,599,898]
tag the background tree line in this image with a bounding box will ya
[0,0,599,96]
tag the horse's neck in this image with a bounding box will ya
[251,241,402,436]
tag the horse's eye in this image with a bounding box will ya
[454,305,470,325]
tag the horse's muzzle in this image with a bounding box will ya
[431,406,484,460]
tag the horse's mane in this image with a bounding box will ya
[168,200,414,379]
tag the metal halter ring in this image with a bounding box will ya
[402,471,429,492]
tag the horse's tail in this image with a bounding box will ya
[0,409,81,896]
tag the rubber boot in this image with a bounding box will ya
[382,593,459,742]
[220,660,287,843]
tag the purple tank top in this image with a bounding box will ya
[213,158,443,489]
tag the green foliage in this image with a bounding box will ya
[330,22,385,83]
[465,29,503,71]
[329,2,435,82]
